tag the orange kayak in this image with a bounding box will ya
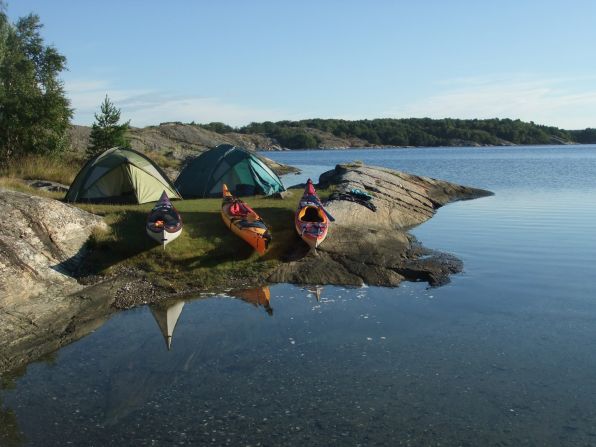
[295,179,329,248]
[221,184,271,255]
[230,286,273,315]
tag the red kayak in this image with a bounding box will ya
[295,179,329,248]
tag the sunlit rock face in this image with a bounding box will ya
[0,188,106,303]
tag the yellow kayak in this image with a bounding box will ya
[221,184,271,255]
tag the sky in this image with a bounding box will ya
[6,0,596,129]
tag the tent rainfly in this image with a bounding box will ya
[174,144,285,198]
[65,147,181,204]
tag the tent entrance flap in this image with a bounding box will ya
[84,164,133,200]
[127,164,179,204]
[208,160,255,195]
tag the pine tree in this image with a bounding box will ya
[87,95,130,158]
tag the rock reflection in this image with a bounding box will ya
[230,286,273,316]
[0,370,25,447]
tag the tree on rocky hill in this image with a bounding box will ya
[0,3,72,167]
[87,95,130,158]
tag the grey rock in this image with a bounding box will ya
[319,163,492,229]
[26,179,70,192]
[0,188,107,301]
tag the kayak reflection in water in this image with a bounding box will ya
[306,285,323,302]
[230,286,273,316]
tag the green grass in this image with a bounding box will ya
[78,190,310,291]
[1,153,83,185]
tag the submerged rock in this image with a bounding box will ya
[268,163,492,287]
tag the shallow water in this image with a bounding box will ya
[2,145,596,446]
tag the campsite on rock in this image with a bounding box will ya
[5,2,596,445]
[0,0,596,447]
[0,139,493,375]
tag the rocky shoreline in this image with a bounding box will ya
[0,164,492,373]
[268,163,492,286]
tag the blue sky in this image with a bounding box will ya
[7,0,596,129]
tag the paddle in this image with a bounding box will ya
[318,201,335,222]
[305,179,336,222]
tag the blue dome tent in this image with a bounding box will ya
[174,144,285,198]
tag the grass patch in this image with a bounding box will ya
[0,153,83,185]
[78,190,312,290]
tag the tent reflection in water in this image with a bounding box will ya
[174,144,285,198]
[149,299,185,350]
[230,286,273,316]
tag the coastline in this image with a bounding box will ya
[0,163,492,373]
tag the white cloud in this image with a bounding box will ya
[65,79,280,127]
[66,75,596,130]
[387,76,596,129]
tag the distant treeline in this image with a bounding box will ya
[197,118,596,149]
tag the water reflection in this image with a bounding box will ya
[230,286,273,316]
[0,370,25,447]
[104,288,276,427]
[149,299,185,350]
[306,285,323,302]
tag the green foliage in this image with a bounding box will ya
[197,121,235,134]
[238,117,582,148]
[87,95,130,158]
[273,127,320,149]
[568,128,596,143]
[0,6,72,167]
[241,122,321,148]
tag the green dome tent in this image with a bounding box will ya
[65,147,181,204]
[174,144,285,198]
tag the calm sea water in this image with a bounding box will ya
[2,145,596,446]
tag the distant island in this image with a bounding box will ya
[68,118,596,155]
[209,117,596,149]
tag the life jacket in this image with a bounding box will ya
[229,200,255,217]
